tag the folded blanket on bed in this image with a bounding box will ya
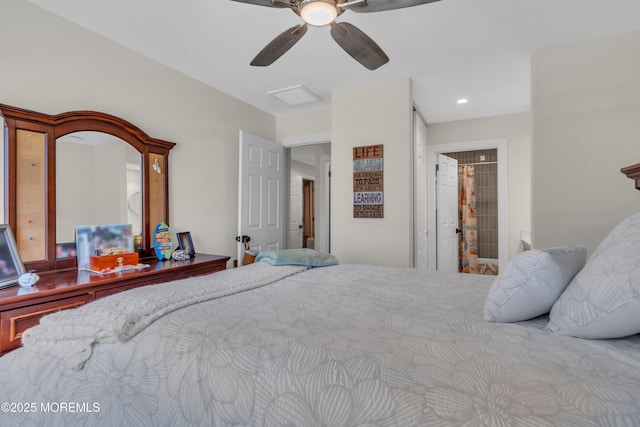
[255,248,339,267]
[21,263,306,370]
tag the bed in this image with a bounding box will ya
[1,230,640,426]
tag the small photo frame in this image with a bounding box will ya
[0,224,26,289]
[75,224,134,269]
[55,242,77,259]
[176,232,195,256]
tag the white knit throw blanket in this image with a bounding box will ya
[21,263,306,370]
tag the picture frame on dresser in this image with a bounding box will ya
[0,225,25,289]
[75,224,135,270]
[177,232,196,257]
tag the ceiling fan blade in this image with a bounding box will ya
[229,0,291,8]
[250,24,308,66]
[330,22,389,70]
[348,0,441,13]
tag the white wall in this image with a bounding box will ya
[290,160,316,178]
[56,142,96,242]
[531,29,640,253]
[331,79,414,266]
[276,107,332,143]
[93,142,127,226]
[0,0,275,266]
[428,112,532,259]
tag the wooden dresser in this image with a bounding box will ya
[0,254,230,355]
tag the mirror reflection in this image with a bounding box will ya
[56,131,142,258]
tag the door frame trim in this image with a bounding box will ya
[427,139,508,271]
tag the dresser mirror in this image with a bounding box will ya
[0,104,175,272]
[56,132,142,258]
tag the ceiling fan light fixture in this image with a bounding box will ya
[300,0,338,27]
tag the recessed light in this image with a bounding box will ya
[457,98,469,104]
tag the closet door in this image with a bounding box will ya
[413,111,428,270]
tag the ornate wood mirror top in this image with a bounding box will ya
[0,103,175,272]
[621,163,640,191]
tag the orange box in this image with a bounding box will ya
[90,252,139,271]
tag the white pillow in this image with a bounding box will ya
[484,246,587,323]
[548,211,640,339]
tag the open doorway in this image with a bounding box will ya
[302,179,315,248]
[287,143,331,252]
[443,149,499,275]
[427,139,508,273]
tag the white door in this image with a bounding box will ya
[414,111,428,271]
[436,154,458,272]
[238,131,284,263]
[317,155,331,253]
[289,174,303,249]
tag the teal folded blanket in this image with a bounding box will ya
[255,249,339,268]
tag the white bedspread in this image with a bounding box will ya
[21,263,306,369]
[1,264,640,426]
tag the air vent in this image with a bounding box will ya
[267,84,321,106]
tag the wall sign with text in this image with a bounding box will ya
[353,144,383,218]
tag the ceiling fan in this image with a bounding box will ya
[231,0,441,70]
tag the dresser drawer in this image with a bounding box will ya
[0,294,92,353]
[180,262,227,279]
[95,283,143,299]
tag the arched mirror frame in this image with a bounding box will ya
[1,103,175,272]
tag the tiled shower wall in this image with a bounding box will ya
[445,149,498,260]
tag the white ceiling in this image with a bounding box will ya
[28,0,640,123]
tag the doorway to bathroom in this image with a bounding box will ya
[427,139,508,274]
[443,149,499,275]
